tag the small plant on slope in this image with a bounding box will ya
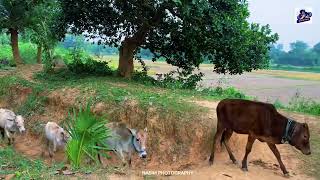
[65,102,111,168]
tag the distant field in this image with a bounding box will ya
[270,65,320,73]
[252,70,320,81]
[95,56,320,104]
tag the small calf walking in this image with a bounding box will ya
[98,122,148,167]
[0,108,26,145]
[209,99,311,176]
[43,122,69,158]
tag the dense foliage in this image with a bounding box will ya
[65,47,113,76]
[270,41,320,66]
[60,0,278,77]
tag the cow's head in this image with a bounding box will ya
[57,128,69,146]
[130,127,148,158]
[15,115,26,134]
[291,122,311,155]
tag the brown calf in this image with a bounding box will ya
[209,99,311,176]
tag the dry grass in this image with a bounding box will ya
[252,70,320,81]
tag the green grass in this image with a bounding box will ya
[0,76,48,117]
[0,43,38,65]
[272,97,320,116]
[0,146,64,179]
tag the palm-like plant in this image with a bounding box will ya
[65,102,111,168]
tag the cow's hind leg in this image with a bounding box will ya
[222,129,237,164]
[241,135,255,171]
[267,143,289,176]
[209,122,225,165]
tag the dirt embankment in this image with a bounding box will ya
[0,85,316,180]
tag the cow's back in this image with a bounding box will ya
[0,109,15,128]
[105,122,133,153]
[217,99,277,135]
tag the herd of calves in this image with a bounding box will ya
[0,108,147,167]
[0,99,312,176]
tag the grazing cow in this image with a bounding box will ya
[209,99,311,176]
[43,122,69,158]
[98,122,148,167]
[0,108,26,145]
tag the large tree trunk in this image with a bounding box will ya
[10,28,23,65]
[118,41,136,78]
[36,45,42,64]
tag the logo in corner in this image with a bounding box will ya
[297,9,312,23]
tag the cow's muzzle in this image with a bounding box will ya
[139,151,147,159]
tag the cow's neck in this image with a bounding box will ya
[281,119,297,144]
[272,113,290,143]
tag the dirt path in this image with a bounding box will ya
[0,64,43,81]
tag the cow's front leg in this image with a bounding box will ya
[267,143,289,176]
[5,129,13,145]
[48,142,53,158]
[116,150,126,167]
[0,128,5,139]
[128,151,132,167]
[242,135,256,171]
[53,141,57,152]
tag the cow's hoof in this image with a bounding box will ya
[284,173,290,178]
[241,167,248,172]
[209,156,214,165]
[232,160,238,165]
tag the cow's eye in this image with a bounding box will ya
[136,138,140,142]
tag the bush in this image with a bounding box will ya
[65,48,113,76]
[200,87,248,99]
[132,71,204,90]
[287,96,320,116]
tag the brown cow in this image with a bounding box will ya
[209,99,311,176]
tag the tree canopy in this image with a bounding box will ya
[60,0,278,77]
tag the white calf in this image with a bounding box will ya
[0,108,26,145]
[43,122,69,157]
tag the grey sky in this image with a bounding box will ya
[247,0,319,51]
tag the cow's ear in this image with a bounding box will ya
[60,131,65,138]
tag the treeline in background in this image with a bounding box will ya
[0,32,154,65]
[269,41,320,73]
[1,32,320,72]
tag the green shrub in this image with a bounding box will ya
[200,87,248,99]
[132,71,203,90]
[65,48,113,76]
[287,96,320,116]
[65,102,111,168]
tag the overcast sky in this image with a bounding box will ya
[247,0,319,51]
